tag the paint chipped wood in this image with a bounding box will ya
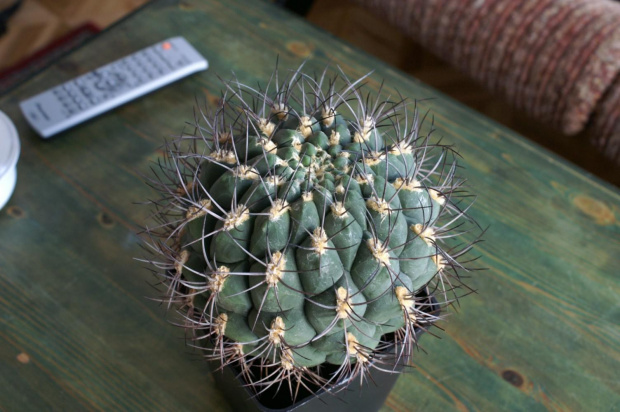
[0,0,618,410]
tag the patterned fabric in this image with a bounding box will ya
[353,0,620,160]
[591,74,620,160]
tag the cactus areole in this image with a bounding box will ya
[142,65,480,399]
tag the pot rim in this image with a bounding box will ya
[223,290,441,411]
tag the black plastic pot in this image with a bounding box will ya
[211,291,440,412]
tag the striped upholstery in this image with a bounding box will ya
[591,74,620,160]
[352,0,620,161]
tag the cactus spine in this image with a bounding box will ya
[141,65,480,397]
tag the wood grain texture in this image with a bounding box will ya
[0,0,150,71]
[0,0,618,410]
[306,0,620,187]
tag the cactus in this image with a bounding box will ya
[141,65,481,398]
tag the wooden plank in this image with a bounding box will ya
[0,0,150,71]
[306,0,620,187]
[0,0,618,410]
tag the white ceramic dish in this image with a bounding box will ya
[0,111,20,211]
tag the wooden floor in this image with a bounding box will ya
[0,0,149,71]
[0,0,617,185]
[307,0,620,186]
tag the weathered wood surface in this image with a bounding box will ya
[1,0,618,410]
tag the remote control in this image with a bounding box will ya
[19,36,208,138]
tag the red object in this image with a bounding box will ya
[353,0,620,162]
[162,41,171,50]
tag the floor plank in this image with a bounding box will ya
[307,0,620,186]
[0,0,150,71]
[1,0,617,186]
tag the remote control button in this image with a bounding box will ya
[94,71,127,92]
[19,37,208,138]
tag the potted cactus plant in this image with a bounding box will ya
[141,65,480,411]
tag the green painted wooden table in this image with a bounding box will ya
[1,0,619,410]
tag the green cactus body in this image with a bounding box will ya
[144,66,479,396]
